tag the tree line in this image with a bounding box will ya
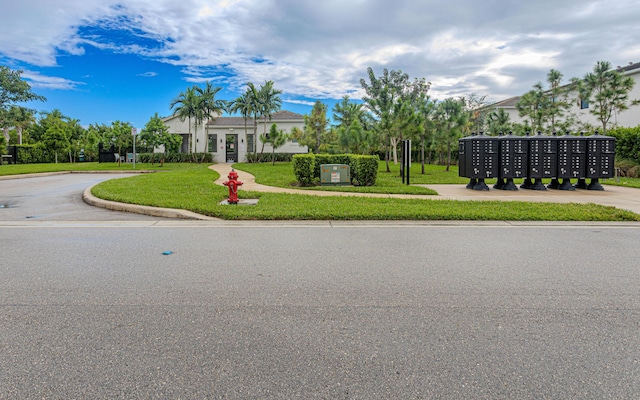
[2,60,636,168]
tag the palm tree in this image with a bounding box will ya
[256,81,282,160]
[196,82,227,155]
[228,91,255,157]
[170,86,199,154]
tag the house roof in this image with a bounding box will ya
[484,61,640,111]
[207,110,304,127]
[489,96,520,108]
[616,61,640,73]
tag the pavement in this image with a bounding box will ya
[210,163,640,215]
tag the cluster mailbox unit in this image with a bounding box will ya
[458,131,615,191]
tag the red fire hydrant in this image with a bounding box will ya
[223,169,243,204]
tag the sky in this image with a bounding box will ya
[1,0,639,129]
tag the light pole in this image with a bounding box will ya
[132,128,137,169]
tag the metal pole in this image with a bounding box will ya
[406,140,411,186]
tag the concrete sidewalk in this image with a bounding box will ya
[210,163,640,215]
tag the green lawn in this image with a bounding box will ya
[90,163,640,221]
[0,161,173,176]
[232,161,472,195]
[3,161,638,221]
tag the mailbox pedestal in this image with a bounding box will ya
[525,132,557,190]
[458,132,498,191]
[498,132,527,191]
[586,132,615,190]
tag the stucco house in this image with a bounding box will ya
[486,62,640,131]
[163,110,308,162]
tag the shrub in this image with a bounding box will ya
[292,154,315,186]
[351,155,379,186]
[293,153,379,186]
[16,144,54,163]
[608,126,640,164]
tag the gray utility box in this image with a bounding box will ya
[320,164,351,186]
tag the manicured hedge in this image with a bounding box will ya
[608,126,640,164]
[292,154,315,186]
[292,153,379,186]
[137,152,214,163]
[350,155,379,186]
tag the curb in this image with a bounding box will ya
[82,185,220,221]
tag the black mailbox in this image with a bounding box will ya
[555,131,580,190]
[469,132,498,190]
[585,132,616,190]
[525,132,557,190]
[497,131,527,190]
[458,133,476,188]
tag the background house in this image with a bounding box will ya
[487,62,640,131]
[163,110,308,162]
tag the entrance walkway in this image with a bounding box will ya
[210,163,640,215]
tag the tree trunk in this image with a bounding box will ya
[421,137,425,174]
[390,137,399,165]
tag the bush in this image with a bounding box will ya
[608,126,640,164]
[351,155,379,186]
[137,152,213,163]
[293,153,379,186]
[16,144,54,163]
[293,154,315,186]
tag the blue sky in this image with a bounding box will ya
[2,0,640,129]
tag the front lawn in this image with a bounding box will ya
[91,163,640,221]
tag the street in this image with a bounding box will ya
[1,174,639,398]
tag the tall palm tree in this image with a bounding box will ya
[196,82,227,155]
[170,86,199,154]
[256,81,282,159]
[228,91,255,156]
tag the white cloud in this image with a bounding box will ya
[21,71,84,90]
[2,0,640,103]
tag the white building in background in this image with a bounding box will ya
[163,110,308,162]
[487,62,640,131]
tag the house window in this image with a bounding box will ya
[580,99,589,109]
[247,134,255,152]
[208,134,217,152]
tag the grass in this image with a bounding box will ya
[601,177,640,189]
[0,161,175,175]
[232,161,473,195]
[90,163,640,221]
[3,161,638,221]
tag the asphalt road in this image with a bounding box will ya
[0,173,159,221]
[1,175,639,399]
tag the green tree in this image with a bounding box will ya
[42,119,69,163]
[417,96,437,173]
[516,83,549,132]
[434,97,467,171]
[575,60,638,133]
[170,86,199,154]
[2,105,35,145]
[140,113,181,165]
[0,66,46,108]
[545,69,572,132]
[302,101,329,153]
[109,121,133,166]
[463,93,489,135]
[1,67,45,144]
[244,81,282,161]
[486,108,512,135]
[360,67,430,171]
[196,81,227,156]
[228,91,256,158]
[262,123,288,165]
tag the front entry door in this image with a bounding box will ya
[226,134,238,163]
